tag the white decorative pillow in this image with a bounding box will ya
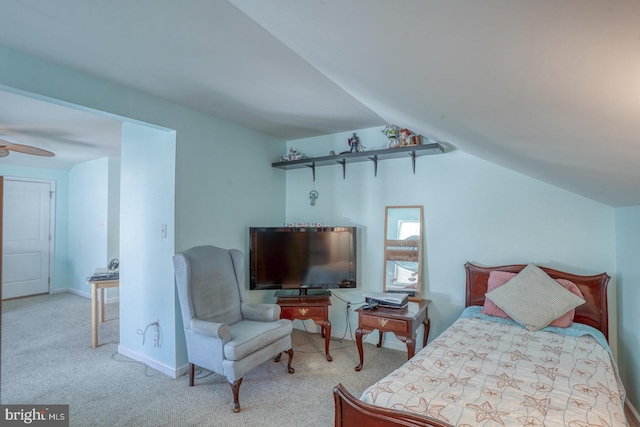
[485,263,585,331]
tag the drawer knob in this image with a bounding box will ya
[298,308,309,316]
[378,318,388,327]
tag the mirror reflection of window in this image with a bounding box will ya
[393,220,420,285]
[398,220,420,239]
[384,206,423,300]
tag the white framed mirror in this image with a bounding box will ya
[383,205,423,301]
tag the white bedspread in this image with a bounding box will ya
[361,307,627,426]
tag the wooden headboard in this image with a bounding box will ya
[464,262,611,340]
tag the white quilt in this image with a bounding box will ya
[361,308,627,426]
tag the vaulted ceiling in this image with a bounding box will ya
[1,1,639,206]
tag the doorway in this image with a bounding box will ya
[2,177,54,299]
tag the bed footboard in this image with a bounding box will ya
[333,383,453,427]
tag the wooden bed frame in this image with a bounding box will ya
[333,262,611,427]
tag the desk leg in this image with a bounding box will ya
[423,317,430,347]
[91,282,98,348]
[376,330,383,348]
[355,328,364,371]
[323,321,333,362]
[100,287,106,323]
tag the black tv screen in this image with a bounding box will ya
[249,227,357,291]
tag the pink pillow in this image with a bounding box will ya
[481,270,584,328]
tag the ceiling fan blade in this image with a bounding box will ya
[0,138,55,157]
[0,147,9,157]
[5,143,55,157]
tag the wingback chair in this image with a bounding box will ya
[173,245,294,412]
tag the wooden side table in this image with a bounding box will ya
[88,279,119,348]
[276,295,333,362]
[355,299,430,371]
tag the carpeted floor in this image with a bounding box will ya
[1,293,407,426]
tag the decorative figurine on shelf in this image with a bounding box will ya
[348,133,364,153]
[381,124,401,148]
[399,128,413,147]
[280,147,307,161]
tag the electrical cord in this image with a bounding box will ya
[137,321,160,347]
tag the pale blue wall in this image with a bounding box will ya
[286,127,618,352]
[118,123,177,372]
[107,158,121,263]
[0,165,70,291]
[614,206,640,410]
[68,158,110,294]
[0,46,286,376]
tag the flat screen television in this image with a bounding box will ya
[249,227,357,291]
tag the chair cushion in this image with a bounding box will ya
[186,246,242,325]
[224,319,293,361]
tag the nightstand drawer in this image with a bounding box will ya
[280,306,326,319]
[360,315,407,333]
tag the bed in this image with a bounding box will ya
[334,262,627,427]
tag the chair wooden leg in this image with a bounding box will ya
[228,378,243,413]
[285,348,294,373]
[274,352,282,362]
[189,363,195,386]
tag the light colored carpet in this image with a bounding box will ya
[1,293,407,426]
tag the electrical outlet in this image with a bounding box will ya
[346,301,351,310]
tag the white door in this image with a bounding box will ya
[2,179,52,299]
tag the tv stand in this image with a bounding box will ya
[275,292,333,362]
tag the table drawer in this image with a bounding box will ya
[280,306,326,319]
[360,315,407,333]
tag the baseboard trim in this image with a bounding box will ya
[63,287,89,299]
[59,287,119,304]
[117,344,186,379]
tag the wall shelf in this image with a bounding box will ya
[272,143,445,181]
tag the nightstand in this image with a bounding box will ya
[355,299,430,371]
[276,294,333,362]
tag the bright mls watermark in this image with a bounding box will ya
[1,405,68,426]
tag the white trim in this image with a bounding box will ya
[63,287,119,304]
[117,344,188,379]
[65,287,90,299]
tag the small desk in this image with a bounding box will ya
[88,279,119,348]
[355,299,430,371]
[276,295,333,362]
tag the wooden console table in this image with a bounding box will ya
[88,279,119,348]
[276,294,333,362]
[355,299,430,371]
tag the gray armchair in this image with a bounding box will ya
[173,245,294,412]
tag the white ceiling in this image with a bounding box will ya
[1,0,639,207]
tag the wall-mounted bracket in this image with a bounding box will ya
[409,151,417,174]
[337,159,346,179]
[305,162,316,182]
[368,155,379,176]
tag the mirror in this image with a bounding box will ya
[383,206,423,301]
